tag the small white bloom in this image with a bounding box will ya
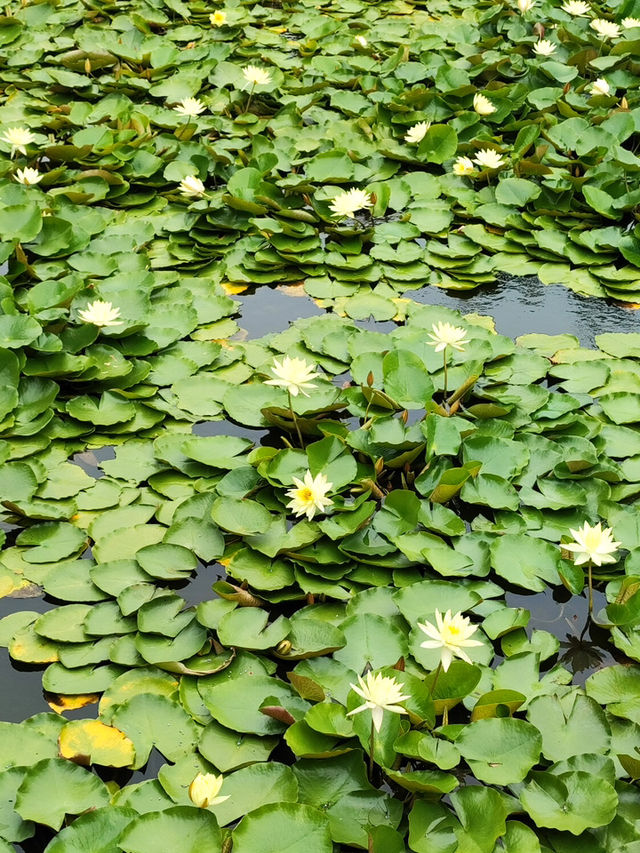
[426,321,469,352]
[561,0,590,14]
[517,0,535,12]
[346,671,410,733]
[473,148,505,170]
[418,609,483,672]
[354,34,368,47]
[589,77,611,96]
[1,127,37,157]
[188,773,229,808]
[404,121,431,145]
[533,39,557,55]
[328,187,373,219]
[77,300,123,327]
[562,521,621,566]
[14,167,42,186]
[179,175,206,197]
[286,470,333,520]
[173,97,206,117]
[452,156,476,177]
[473,93,496,116]
[622,16,640,27]
[265,355,320,397]
[210,10,227,26]
[242,65,272,87]
[590,18,621,38]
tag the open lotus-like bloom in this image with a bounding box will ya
[210,10,227,25]
[517,0,535,13]
[589,78,611,96]
[533,39,557,55]
[242,65,272,86]
[418,609,483,672]
[173,97,206,117]
[265,355,320,397]
[286,470,333,520]
[473,149,505,169]
[562,0,590,14]
[562,521,621,566]
[328,187,373,219]
[452,156,475,177]
[14,167,42,186]
[622,16,640,27]
[179,176,206,197]
[427,321,469,352]
[473,92,496,116]
[590,18,621,38]
[404,121,431,145]
[188,773,229,808]
[77,300,123,327]
[346,672,410,732]
[1,127,36,157]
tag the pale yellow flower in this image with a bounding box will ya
[418,609,483,672]
[242,65,272,87]
[452,156,475,177]
[14,167,42,186]
[562,0,590,14]
[285,470,333,520]
[404,121,431,145]
[346,671,410,732]
[210,10,227,26]
[188,773,229,808]
[562,521,621,566]
[517,0,535,12]
[589,78,611,96]
[426,321,469,352]
[77,300,123,327]
[354,34,368,47]
[179,176,206,197]
[533,39,557,55]
[590,18,621,38]
[622,16,640,27]
[328,187,373,219]
[264,356,320,397]
[173,97,206,117]
[473,148,505,170]
[1,127,36,157]
[473,93,496,116]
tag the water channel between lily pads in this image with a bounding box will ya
[0,274,635,779]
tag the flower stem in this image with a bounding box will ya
[587,560,594,616]
[245,83,255,114]
[369,717,375,781]
[428,661,442,698]
[442,348,449,405]
[287,389,304,448]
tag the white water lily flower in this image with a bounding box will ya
[562,0,590,14]
[452,156,476,177]
[418,609,483,672]
[590,18,621,38]
[173,97,206,117]
[210,10,227,26]
[1,127,36,157]
[562,521,621,566]
[188,773,229,808]
[242,65,272,87]
[589,77,611,96]
[427,321,469,352]
[179,175,206,197]
[533,39,557,55]
[286,470,333,520]
[473,92,496,116]
[346,672,410,732]
[473,148,505,169]
[265,355,320,397]
[404,121,431,145]
[77,300,123,327]
[354,34,368,46]
[622,16,640,27]
[517,0,535,12]
[14,167,42,186]
[328,187,373,219]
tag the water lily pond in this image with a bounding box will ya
[3,0,640,850]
